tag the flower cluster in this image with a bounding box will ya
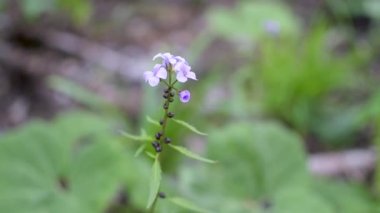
[143,52,197,152]
[144,52,196,103]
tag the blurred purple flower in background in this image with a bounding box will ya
[264,20,281,35]
[143,64,167,87]
[179,90,191,103]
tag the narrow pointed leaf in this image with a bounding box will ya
[172,119,207,136]
[146,116,160,127]
[168,144,216,164]
[120,130,154,142]
[146,154,161,209]
[145,151,155,159]
[134,144,146,157]
[168,197,213,213]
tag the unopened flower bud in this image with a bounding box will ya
[167,112,174,118]
[158,192,166,199]
[164,137,171,144]
[155,132,162,140]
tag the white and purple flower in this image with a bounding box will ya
[179,90,191,103]
[174,62,197,83]
[144,52,197,86]
[143,64,167,87]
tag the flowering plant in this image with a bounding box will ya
[123,52,215,213]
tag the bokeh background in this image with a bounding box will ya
[1,0,380,212]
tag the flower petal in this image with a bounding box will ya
[186,71,197,80]
[148,76,160,87]
[152,53,163,61]
[144,71,154,82]
[156,67,167,79]
[176,71,188,83]
[179,90,191,103]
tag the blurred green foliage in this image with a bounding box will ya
[0,112,123,212]
[207,1,300,41]
[173,122,378,213]
[255,26,358,135]
[326,0,380,21]
[16,0,92,23]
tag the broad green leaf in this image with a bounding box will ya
[120,130,154,142]
[168,144,216,164]
[314,179,378,213]
[0,111,125,213]
[146,116,161,127]
[168,197,213,213]
[172,119,207,136]
[134,144,146,157]
[146,154,161,209]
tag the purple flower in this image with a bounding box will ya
[179,90,191,103]
[264,20,280,35]
[143,64,167,87]
[153,52,189,68]
[153,52,177,67]
[174,62,197,83]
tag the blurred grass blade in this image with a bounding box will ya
[172,119,207,136]
[146,154,161,209]
[49,76,110,110]
[168,144,216,164]
[120,131,154,142]
[168,197,213,213]
[146,116,160,127]
[134,144,146,157]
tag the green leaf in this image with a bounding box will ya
[0,111,125,213]
[146,116,161,127]
[168,197,213,213]
[120,130,154,142]
[145,152,155,159]
[168,144,216,164]
[134,144,146,157]
[172,119,208,136]
[146,154,161,209]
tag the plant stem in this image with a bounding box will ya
[149,70,176,213]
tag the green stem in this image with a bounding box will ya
[149,70,175,213]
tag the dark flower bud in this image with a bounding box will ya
[169,97,174,102]
[167,112,174,118]
[158,192,166,199]
[169,91,175,97]
[164,137,171,144]
[163,93,169,99]
[155,132,162,140]
[159,119,164,125]
[163,103,169,109]
[152,141,159,148]
[154,144,162,152]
